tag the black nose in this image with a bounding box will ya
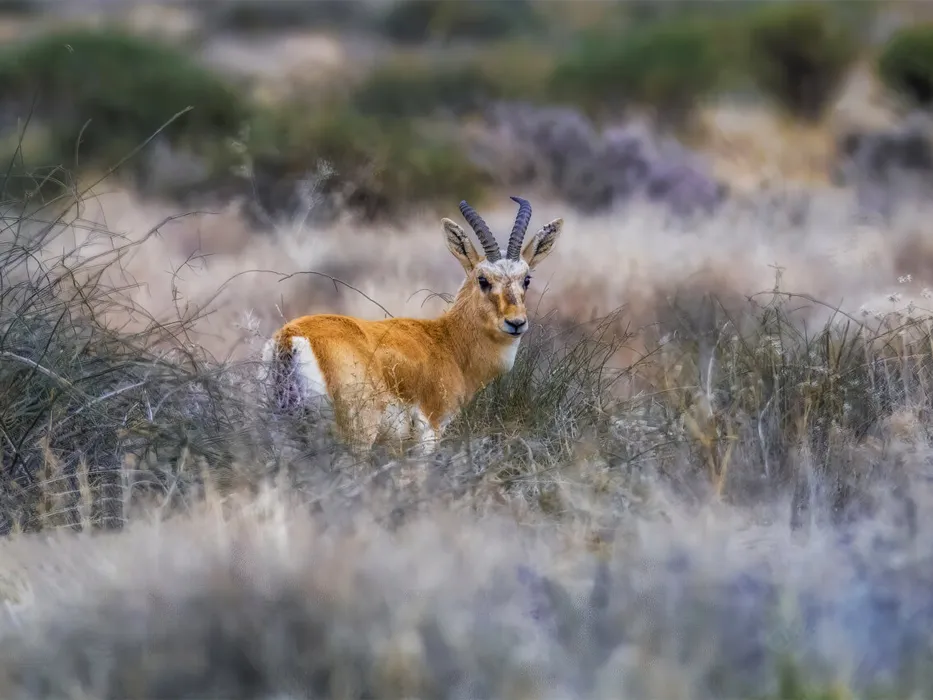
[505,318,527,332]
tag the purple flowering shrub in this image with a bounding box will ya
[474,101,728,218]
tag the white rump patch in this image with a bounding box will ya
[258,336,332,417]
[290,336,329,399]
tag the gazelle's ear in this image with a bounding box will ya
[443,218,481,272]
[521,218,563,269]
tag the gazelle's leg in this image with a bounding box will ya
[333,402,380,458]
[333,372,388,458]
[378,402,414,457]
[410,408,441,457]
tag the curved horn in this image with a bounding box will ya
[459,200,501,262]
[506,196,532,260]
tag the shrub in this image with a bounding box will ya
[351,43,553,120]
[351,58,503,119]
[0,28,249,172]
[0,200,260,533]
[379,0,541,44]
[479,101,726,217]
[0,0,40,14]
[878,24,933,109]
[471,40,555,100]
[202,0,367,34]
[239,104,488,222]
[620,0,751,25]
[548,18,724,126]
[744,2,857,122]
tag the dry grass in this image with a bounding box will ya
[697,103,839,192]
[696,58,902,194]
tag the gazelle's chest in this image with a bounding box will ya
[499,338,521,372]
[466,338,522,385]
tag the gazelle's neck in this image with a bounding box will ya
[435,293,520,394]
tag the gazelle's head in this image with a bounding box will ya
[442,196,563,340]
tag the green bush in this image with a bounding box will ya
[0,0,41,15]
[0,28,249,171]
[619,0,754,25]
[744,2,857,122]
[351,58,503,119]
[245,105,488,220]
[352,41,555,119]
[548,18,724,124]
[878,24,933,109]
[379,0,542,44]
[203,0,367,33]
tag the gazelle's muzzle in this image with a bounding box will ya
[502,317,528,337]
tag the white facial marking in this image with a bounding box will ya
[477,258,528,277]
[475,258,531,339]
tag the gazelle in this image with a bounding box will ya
[259,196,563,455]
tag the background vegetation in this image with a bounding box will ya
[0,0,921,219]
[3,1,933,697]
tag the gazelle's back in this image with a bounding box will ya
[266,313,463,445]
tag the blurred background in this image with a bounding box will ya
[1,0,931,227]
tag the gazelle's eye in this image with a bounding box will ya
[477,275,491,292]
[523,275,532,289]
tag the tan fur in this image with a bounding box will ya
[261,211,564,455]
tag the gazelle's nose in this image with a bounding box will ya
[504,317,527,335]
